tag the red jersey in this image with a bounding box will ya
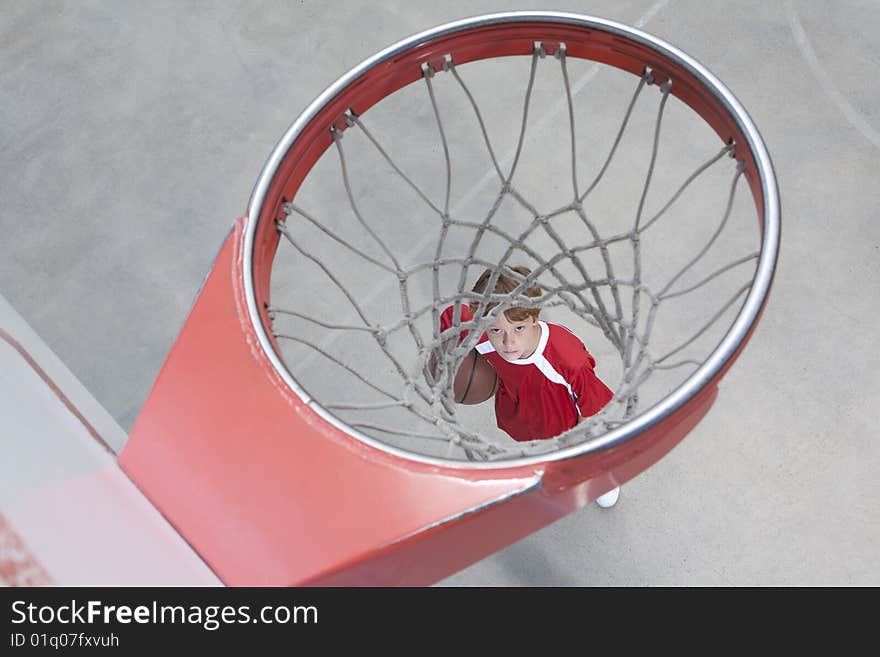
[439,305,612,441]
[475,321,613,442]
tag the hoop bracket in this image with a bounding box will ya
[119,219,730,584]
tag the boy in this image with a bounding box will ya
[440,266,620,508]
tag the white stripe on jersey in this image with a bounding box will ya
[534,355,579,411]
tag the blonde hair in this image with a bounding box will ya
[469,266,541,322]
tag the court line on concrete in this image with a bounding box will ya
[786,0,880,152]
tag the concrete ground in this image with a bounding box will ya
[1,1,877,585]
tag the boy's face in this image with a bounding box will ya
[486,313,541,361]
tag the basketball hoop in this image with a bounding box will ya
[120,12,779,585]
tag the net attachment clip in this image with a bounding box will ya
[643,65,672,90]
[421,54,453,78]
[536,41,566,58]
[330,109,358,136]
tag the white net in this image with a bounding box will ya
[268,44,760,461]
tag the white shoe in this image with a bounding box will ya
[595,486,620,509]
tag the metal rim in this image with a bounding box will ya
[243,11,780,470]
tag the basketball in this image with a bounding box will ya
[454,349,498,405]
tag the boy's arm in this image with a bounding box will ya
[429,303,474,380]
[439,303,474,341]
